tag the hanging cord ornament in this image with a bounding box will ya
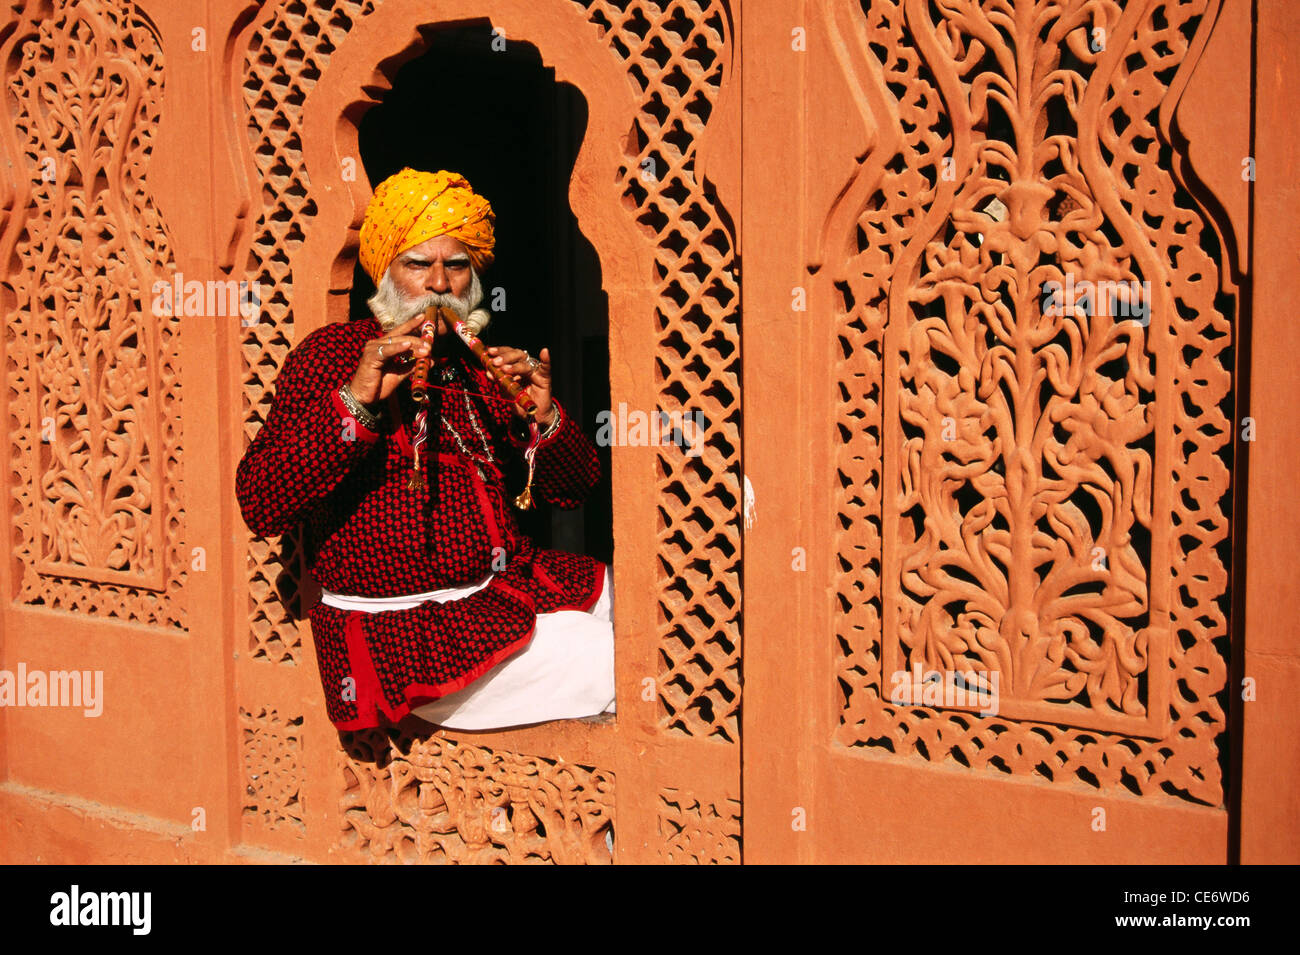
[515,420,542,510]
[448,314,543,509]
[511,390,565,509]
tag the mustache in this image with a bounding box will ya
[395,266,483,323]
[401,291,471,322]
[368,268,486,333]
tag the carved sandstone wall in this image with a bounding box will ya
[0,0,1295,864]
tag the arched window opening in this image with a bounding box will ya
[354,23,613,564]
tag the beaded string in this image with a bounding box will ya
[446,319,545,509]
[416,378,520,406]
[403,370,548,509]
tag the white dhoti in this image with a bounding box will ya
[321,565,616,731]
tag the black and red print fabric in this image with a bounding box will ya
[236,316,605,729]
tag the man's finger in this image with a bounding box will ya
[376,335,429,353]
[490,347,526,366]
[372,336,429,366]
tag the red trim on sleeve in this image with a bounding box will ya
[330,388,382,444]
[507,398,567,451]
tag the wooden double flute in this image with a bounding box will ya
[409,304,544,509]
[415,304,539,419]
[409,308,439,404]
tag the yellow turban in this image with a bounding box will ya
[358,168,495,284]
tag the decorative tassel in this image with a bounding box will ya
[514,420,541,510]
[408,408,428,491]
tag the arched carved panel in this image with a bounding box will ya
[236,0,741,716]
[570,0,741,744]
[830,0,1235,806]
[1,0,185,628]
[232,0,741,862]
[237,0,381,664]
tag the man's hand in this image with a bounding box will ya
[487,345,556,426]
[349,313,433,407]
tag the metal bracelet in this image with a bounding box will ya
[540,404,562,440]
[338,383,381,431]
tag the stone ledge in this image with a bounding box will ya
[0,782,311,865]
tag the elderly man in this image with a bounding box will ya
[236,168,614,731]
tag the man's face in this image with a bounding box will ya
[393,234,472,297]
[385,234,476,336]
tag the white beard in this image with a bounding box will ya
[367,266,491,337]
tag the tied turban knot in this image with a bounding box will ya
[358,168,495,284]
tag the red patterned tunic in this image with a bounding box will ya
[235,317,605,730]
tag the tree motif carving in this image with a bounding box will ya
[2,0,185,627]
[831,0,1233,805]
